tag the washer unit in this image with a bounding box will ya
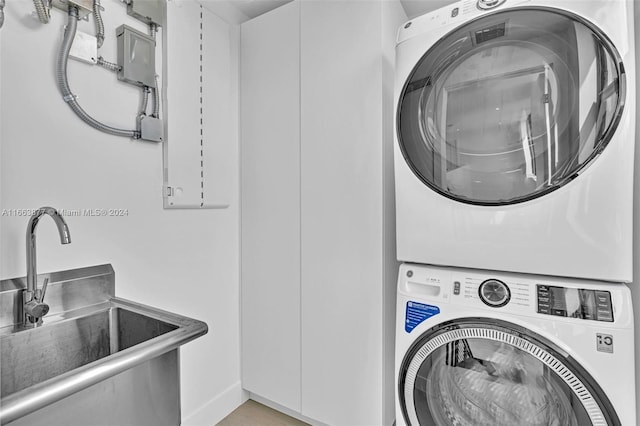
[394,0,636,282]
[395,263,635,426]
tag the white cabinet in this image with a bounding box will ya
[241,1,406,424]
[240,1,301,412]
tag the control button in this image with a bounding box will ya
[597,310,613,322]
[451,7,459,17]
[595,291,611,305]
[453,281,461,295]
[551,309,566,317]
[538,306,550,314]
[478,279,511,308]
[594,292,613,322]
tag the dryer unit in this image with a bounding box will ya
[395,263,635,426]
[394,0,636,282]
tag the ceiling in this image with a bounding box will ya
[228,0,294,20]
[224,0,459,22]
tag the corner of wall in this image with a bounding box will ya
[182,381,248,426]
[633,1,640,422]
[381,2,407,424]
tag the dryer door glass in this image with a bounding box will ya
[398,320,619,426]
[397,8,625,205]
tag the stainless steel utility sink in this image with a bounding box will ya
[2,306,178,398]
[0,265,208,426]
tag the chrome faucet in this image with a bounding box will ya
[24,207,71,324]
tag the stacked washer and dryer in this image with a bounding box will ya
[393,0,636,425]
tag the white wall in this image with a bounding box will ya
[0,0,243,424]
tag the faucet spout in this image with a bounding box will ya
[25,207,71,324]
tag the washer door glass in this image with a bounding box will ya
[399,320,619,426]
[397,8,625,205]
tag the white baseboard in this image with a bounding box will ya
[182,381,248,426]
[248,393,328,426]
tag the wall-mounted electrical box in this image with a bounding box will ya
[52,0,92,20]
[69,30,97,64]
[127,0,164,26]
[116,25,156,87]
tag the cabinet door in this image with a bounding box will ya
[240,1,301,411]
[300,2,385,425]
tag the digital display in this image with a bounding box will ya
[537,285,613,322]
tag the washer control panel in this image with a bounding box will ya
[398,264,630,324]
[537,285,613,322]
[478,279,511,307]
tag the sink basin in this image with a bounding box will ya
[2,307,178,398]
[0,264,208,425]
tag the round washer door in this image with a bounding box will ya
[398,318,620,426]
[397,7,625,205]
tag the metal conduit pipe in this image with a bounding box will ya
[97,56,120,72]
[139,87,150,117]
[33,0,50,23]
[57,7,139,139]
[93,0,105,48]
[151,87,159,118]
[0,0,5,28]
[148,24,160,119]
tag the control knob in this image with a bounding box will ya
[477,0,506,10]
[478,279,510,307]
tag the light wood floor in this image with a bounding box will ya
[217,400,309,426]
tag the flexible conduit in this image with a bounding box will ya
[149,24,160,118]
[0,0,5,28]
[57,7,138,138]
[93,0,105,48]
[33,0,50,23]
[97,56,120,72]
[139,87,149,116]
[151,87,159,118]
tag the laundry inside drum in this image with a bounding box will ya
[415,339,580,425]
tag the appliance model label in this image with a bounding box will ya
[405,301,440,333]
[596,333,614,353]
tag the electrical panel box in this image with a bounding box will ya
[116,25,156,88]
[127,0,164,26]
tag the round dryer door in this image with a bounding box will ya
[398,319,620,426]
[397,7,625,205]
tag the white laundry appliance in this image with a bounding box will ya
[394,0,636,282]
[395,263,635,426]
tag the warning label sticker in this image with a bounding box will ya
[405,301,440,333]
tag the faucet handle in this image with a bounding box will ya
[36,278,49,303]
[26,278,50,323]
[25,300,50,320]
